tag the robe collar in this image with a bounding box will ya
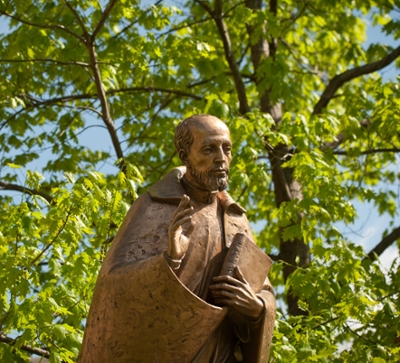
[148,166,247,214]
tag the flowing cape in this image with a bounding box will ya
[79,167,276,363]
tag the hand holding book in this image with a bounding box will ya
[209,233,272,319]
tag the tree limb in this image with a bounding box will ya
[196,0,250,114]
[30,210,72,267]
[91,0,118,40]
[0,58,89,67]
[0,181,53,203]
[20,87,203,106]
[0,9,85,42]
[333,148,400,156]
[157,17,212,39]
[321,119,370,151]
[112,87,203,100]
[0,333,50,359]
[64,0,90,38]
[313,45,400,115]
[0,87,203,133]
[104,0,163,44]
[367,226,400,261]
[268,253,280,261]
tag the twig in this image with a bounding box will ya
[333,148,400,156]
[0,181,53,203]
[30,210,72,267]
[0,333,50,359]
[0,9,84,42]
[91,0,118,40]
[0,58,89,67]
[195,0,249,114]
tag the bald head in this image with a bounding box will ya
[174,114,230,161]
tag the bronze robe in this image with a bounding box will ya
[79,167,275,363]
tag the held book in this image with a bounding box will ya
[219,233,272,294]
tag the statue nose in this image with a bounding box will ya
[215,147,225,162]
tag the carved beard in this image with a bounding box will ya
[187,161,229,192]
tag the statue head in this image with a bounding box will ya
[175,114,232,192]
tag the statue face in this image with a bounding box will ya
[185,117,232,192]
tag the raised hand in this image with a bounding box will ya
[210,267,264,319]
[167,194,194,261]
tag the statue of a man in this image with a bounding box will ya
[79,114,276,363]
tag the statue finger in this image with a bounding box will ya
[174,194,191,214]
[234,266,249,286]
[170,216,192,233]
[210,283,241,294]
[172,206,193,225]
[211,289,237,300]
[212,275,242,287]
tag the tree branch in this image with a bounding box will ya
[333,148,400,156]
[1,87,202,134]
[157,16,212,39]
[64,0,90,38]
[0,181,53,203]
[0,333,50,359]
[367,226,400,261]
[313,45,400,115]
[113,87,203,100]
[104,0,163,44]
[0,9,84,42]
[20,87,203,107]
[0,58,89,67]
[321,119,370,151]
[268,253,280,261]
[91,0,118,40]
[196,0,250,114]
[30,210,72,267]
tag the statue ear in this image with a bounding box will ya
[179,149,188,164]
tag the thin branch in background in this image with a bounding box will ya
[187,76,216,88]
[333,148,400,156]
[112,87,203,100]
[0,58,90,67]
[0,9,85,42]
[321,119,370,152]
[366,226,400,261]
[104,0,163,44]
[29,210,72,267]
[279,1,308,36]
[157,16,212,39]
[195,0,250,114]
[0,333,50,359]
[91,0,119,40]
[313,45,400,115]
[0,181,53,203]
[63,0,90,38]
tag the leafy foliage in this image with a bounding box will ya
[0,0,399,362]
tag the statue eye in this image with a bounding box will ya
[202,147,213,155]
[224,146,231,154]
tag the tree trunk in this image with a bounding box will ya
[245,0,310,316]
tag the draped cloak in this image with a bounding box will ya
[79,167,276,363]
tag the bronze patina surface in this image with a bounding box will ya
[79,115,276,363]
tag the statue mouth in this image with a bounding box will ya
[211,168,228,176]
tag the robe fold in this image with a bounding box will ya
[79,167,276,363]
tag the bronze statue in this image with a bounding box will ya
[79,114,276,363]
